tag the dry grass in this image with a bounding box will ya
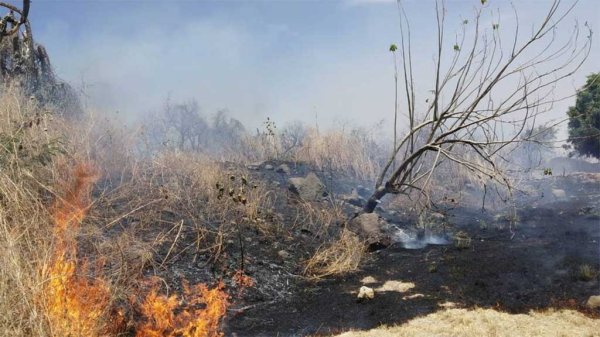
[0,90,248,336]
[294,128,382,181]
[304,229,365,279]
[333,308,600,337]
[0,90,65,336]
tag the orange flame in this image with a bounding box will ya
[44,164,112,337]
[134,279,229,337]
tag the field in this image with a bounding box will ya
[0,90,598,337]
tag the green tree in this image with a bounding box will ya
[567,73,600,158]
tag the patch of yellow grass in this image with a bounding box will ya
[304,229,365,279]
[334,308,600,337]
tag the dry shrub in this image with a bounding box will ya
[333,308,600,337]
[304,229,365,279]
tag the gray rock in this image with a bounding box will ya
[277,250,290,259]
[276,164,291,174]
[351,213,383,238]
[264,164,274,170]
[288,172,327,201]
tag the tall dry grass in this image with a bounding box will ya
[0,90,247,336]
[0,90,67,336]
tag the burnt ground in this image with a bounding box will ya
[86,161,600,337]
[224,171,600,337]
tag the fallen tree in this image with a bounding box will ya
[362,0,592,218]
[0,0,81,116]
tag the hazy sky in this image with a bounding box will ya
[20,0,600,132]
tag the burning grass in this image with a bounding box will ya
[133,278,229,337]
[41,164,230,337]
[43,164,114,337]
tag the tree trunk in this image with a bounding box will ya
[362,187,388,213]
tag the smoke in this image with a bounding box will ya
[26,0,599,133]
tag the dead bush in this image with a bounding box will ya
[304,229,365,279]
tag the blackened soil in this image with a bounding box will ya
[227,196,600,336]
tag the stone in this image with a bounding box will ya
[586,295,600,309]
[276,164,291,174]
[288,172,327,201]
[351,213,382,238]
[277,250,290,259]
[357,286,375,300]
[351,213,391,251]
[264,164,274,170]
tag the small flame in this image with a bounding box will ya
[134,279,229,337]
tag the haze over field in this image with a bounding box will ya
[29,0,599,132]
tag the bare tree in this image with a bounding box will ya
[362,0,592,215]
[163,99,207,151]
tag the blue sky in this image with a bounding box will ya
[15,0,600,131]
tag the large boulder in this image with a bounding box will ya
[351,213,382,237]
[350,213,391,250]
[288,172,327,201]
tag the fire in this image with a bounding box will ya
[42,164,229,337]
[44,164,112,337]
[134,279,229,337]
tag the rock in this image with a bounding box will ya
[277,250,290,259]
[586,295,600,309]
[351,213,391,251]
[552,189,567,199]
[357,286,375,300]
[276,164,291,174]
[288,172,327,201]
[352,213,382,238]
[264,164,274,170]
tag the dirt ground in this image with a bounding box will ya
[224,172,600,336]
